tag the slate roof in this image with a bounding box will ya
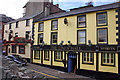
[7,11,43,24]
[34,2,120,23]
[0,14,14,23]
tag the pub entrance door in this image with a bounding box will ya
[68,52,77,73]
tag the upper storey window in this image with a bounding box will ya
[38,22,44,32]
[51,20,58,30]
[16,21,19,28]
[77,15,86,28]
[97,12,107,26]
[26,19,30,26]
[9,23,12,29]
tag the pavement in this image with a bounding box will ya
[26,63,95,80]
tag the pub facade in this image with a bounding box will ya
[32,2,120,78]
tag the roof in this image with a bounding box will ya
[7,11,43,24]
[34,2,120,23]
[0,14,14,23]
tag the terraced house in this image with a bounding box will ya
[3,0,64,62]
[32,2,120,78]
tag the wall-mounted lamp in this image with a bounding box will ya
[10,30,13,33]
[64,18,68,26]
[68,40,72,47]
[60,40,64,47]
[42,41,44,47]
[88,40,92,46]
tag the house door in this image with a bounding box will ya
[68,52,77,73]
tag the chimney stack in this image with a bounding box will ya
[55,4,59,7]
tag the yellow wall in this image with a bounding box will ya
[33,9,118,74]
[34,9,117,46]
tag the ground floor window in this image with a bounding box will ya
[34,50,40,59]
[54,51,63,61]
[102,53,115,66]
[82,52,94,64]
[12,45,16,53]
[19,45,25,54]
[44,51,49,60]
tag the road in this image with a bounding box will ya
[26,63,95,80]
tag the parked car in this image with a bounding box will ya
[5,55,27,66]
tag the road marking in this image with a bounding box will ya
[31,69,64,80]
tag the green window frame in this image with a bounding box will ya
[51,20,58,30]
[34,50,40,59]
[77,15,86,28]
[77,30,86,44]
[38,33,43,44]
[82,52,94,64]
[44,51,49,60]
[97,28,108,44]
[38,22,44,32]
[54,51,63,61]
[97,12,107,26]
[51,32,57,44]
[102,53,115,66]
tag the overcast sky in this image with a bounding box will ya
[0,0,117,19]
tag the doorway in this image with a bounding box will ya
[68,52,77,73]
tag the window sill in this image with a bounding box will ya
[44,59,49,61]
[34,58,40,60]
[101,64,115,67]
[82,62,94,65]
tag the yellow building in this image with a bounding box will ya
[32,2,120,78]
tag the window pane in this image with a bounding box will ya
[84,53,86,61]
[98,14,106,19]
[98,29,107,42]
[107,53,109,63]
[52,20,58,30]
[79,16,85,22]
[87,53,89,61]
[79,22,85,26]
[79,38,85,43]
[79,31,85,37]
[98,20,106,24]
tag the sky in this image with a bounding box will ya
[0,0,117,19]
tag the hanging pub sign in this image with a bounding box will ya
[15,37,25,43]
